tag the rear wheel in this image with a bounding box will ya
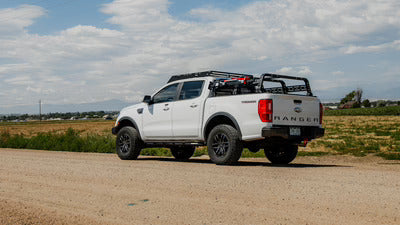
[116,127,142,160]
[207,124,243,165]
[264,144,298,164]
[170,146,195,161]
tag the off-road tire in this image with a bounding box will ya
[170,146,195,161]
[207,124,243,165]
[264,144,298,164]
[116,127,142,160]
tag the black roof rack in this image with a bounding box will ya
[167,70,254,83]
[167,70,314,96]
[259,73,313,96]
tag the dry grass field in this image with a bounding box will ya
[0,120,115,137]
[308,116,400,158]
[1,116,399,159]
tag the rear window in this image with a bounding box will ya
[179,81,204,100]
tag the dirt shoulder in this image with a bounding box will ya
[1,148,399,225]
[0,199,109,225]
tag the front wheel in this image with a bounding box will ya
[170,146,195,161]
[116,127,142,160]
[264,144,298,164]
[207,124,243,165]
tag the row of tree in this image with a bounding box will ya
[339,88,399,109]
[0,111,119,122]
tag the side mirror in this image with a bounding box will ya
[143,95,152,104]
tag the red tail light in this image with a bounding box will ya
[258,99,273,122]
[319,103,324,125]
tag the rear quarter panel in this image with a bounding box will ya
[204,93,271,141]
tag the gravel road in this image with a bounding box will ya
[1,148,399,224]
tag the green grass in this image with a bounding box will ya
[1,121,400,161]
[241,149,265,158]
[0,128,115,153]
[0,119,115,127]
[141,148,172,156]
[0,128,323,158]
[0,129,206,156]
[376,152,400,160]
[297,151,330,156]
[310,116,400,159]
[324,106,400,116]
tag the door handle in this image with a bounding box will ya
[190,104,198,108]
[163,107,170,111]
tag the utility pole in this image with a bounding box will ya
[39,100,42,122]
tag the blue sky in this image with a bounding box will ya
[1,0,115,34]
[1,0,257,35]
[0,0,399,113]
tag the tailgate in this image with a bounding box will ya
[272,95,321,127]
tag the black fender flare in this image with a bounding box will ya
[115,117,142,139]
[203,112,242,140]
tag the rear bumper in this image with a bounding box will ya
[262,126,324,140]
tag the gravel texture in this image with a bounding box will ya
[0,148,399,224]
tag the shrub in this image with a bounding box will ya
[0,128,115,153]
[362,99,371,108]
[324,106,400,116]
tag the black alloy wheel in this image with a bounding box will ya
[207,124,243,165]
[116,127,142,160]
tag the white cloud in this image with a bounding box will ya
[26,86,41,94]
[343,40,400,54]
[332,71,344,75]
[189,7,226,21]
[276,67,293,74]
[298,66,312,76]
[0,5,45,36]
[5,76,32,85]
[275,66,312,76]
[1,0,400,110]
[312,78,354,91]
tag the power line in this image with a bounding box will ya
[39,99,42,122]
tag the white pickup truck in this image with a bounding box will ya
[112,71,324,165]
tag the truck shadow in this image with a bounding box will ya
[137,157,349,168]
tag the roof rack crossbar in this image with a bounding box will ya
[167,70,254,83]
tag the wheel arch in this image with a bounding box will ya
[203,112,242,142]
[116,117,142,139]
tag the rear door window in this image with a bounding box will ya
[179,81,204,100]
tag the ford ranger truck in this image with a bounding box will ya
[112,71,324,165]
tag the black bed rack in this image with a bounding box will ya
[258,73,313,96]
[167,70,254,83]
[166,70,314,96]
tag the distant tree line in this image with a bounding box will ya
[336,88,400,109]
[0,111,119,122]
